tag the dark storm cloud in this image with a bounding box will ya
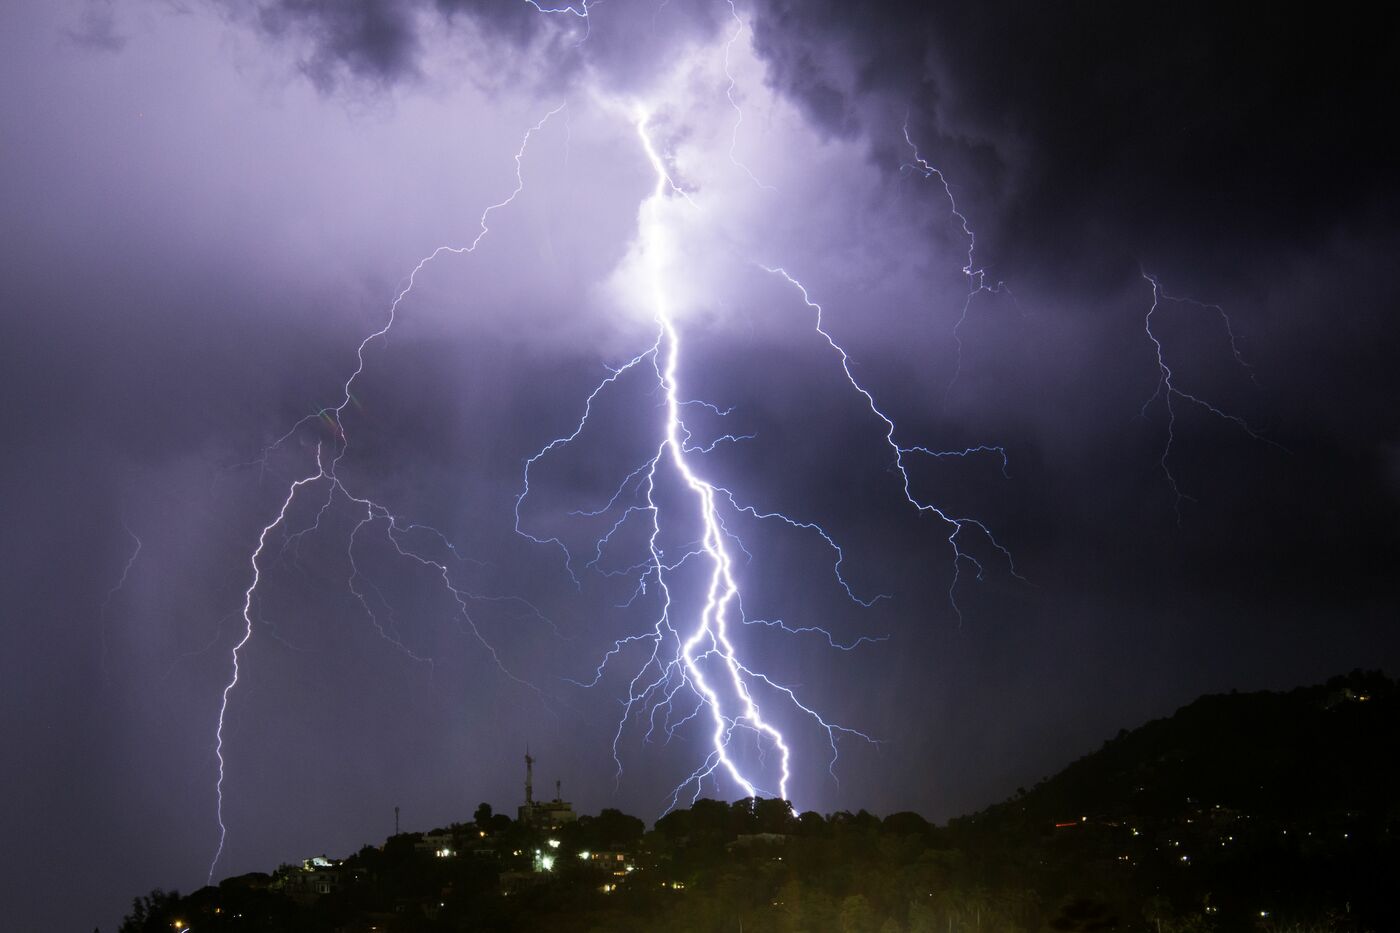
[748,1,1400,282]
[212,0,566,92]
[221,0,1400,289]
[63,0,128,52]
[223,0,727,93]
[737,0,1400,608]
[253,0,425,89]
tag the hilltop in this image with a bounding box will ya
[946,669,1398,930]
[117,671,1398,932]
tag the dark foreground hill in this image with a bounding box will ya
[118,671,1398,933]
[944,669,1398,931]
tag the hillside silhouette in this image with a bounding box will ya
[118,671,1397,932]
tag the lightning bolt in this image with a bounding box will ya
[722,0,774,191]
[207,107,563,881]
[98,522,142,686]
[210,447,327,882]
[521,0,590,16]
[759,265,1022,617]
[515,74,1022,807]
[902,121,1016,395]
[1139,270,1282,521]
[521,0,593,43]
[518,108,891,808]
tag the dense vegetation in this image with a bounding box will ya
[118,672,1397,932]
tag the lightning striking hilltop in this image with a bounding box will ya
[207,108,563,881]
[514,82,1019,804]
[516,110,880,808]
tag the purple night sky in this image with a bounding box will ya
[2,2,1396,929]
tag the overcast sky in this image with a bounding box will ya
[2,1,1397,929]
